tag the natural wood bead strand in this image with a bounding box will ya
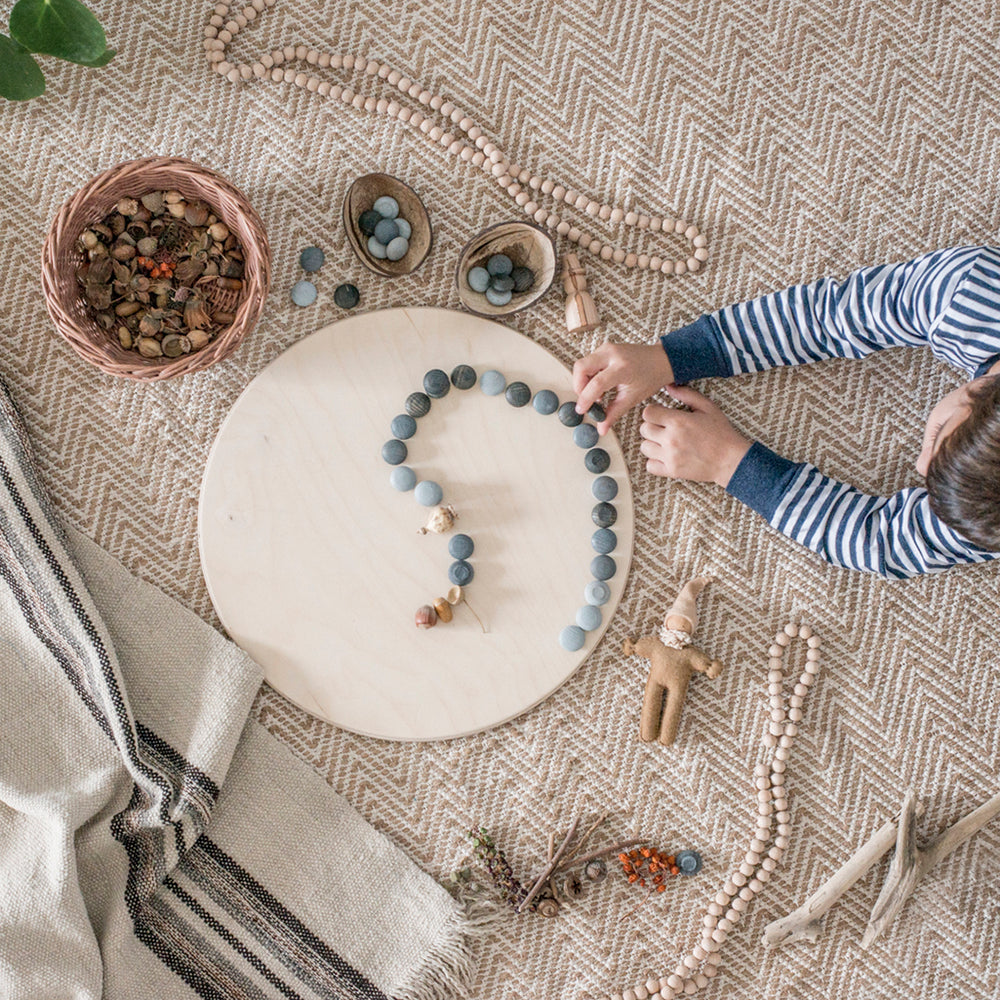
[608,626,822,1000]
[204,5,708,275]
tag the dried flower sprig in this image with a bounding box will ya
[466,828,533,911]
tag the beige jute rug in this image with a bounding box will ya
[2,2,998,997]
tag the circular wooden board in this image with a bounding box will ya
[199,307,634,740]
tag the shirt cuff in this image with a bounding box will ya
[725,442,804,521]
[660,315,734,384]
[973,352,1000,378]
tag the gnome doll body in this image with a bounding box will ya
[623,577,723,746]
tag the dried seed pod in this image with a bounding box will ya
[217,277,243,292]
[185,200,209,227]
[116,197,139,216]
[418,504,458,535]
[187,329,211,351]
[161,334,192,358]
[221,257,244,278]
[115,300,142,317]
[415,605,438,629]
[137,337,163,358]
[183,296,212,330]
[208,221,230,241]
[111,242,136,262]
[117,327,132,349]
[80,230,99,250]
[126,219,149,240]
[109,213,126,236]
[138,313,162,337]
[174,256,206,284]
[561,874,583,898]
[91,223,112,241]
[535,898,560,918]
[433,598,453,623]
[212,310,236,326]
[584,859,608,882]
[164,189,184,204]
[167,201,187,219]
[141,191,164,213]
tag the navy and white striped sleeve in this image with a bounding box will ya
[726,442,999,578]
[661,246,1000,383]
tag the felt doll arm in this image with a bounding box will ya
[659,246,1000,383]
[726,453,1000,579]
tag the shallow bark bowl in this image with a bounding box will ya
[342,173,432,277]
[455,220,556,317]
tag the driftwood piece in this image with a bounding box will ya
[861,788,1000,950]
[763,801,926,948]
[766,789,1000,950]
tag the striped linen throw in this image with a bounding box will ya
[0,379,471,1000]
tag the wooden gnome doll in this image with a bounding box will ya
[622,577,723,746]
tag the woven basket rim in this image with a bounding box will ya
[41,156,271,381]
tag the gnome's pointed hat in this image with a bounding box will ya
[664,576,710,633]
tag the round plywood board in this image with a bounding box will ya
[199,307,634,740]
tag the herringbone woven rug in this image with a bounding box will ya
[2,2,998,997]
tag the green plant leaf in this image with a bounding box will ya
[76,46,115,68]
[9,0,107,64]
[0,33,46,100]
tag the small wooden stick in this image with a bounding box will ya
[518,816,580,913]
[559,811,609,867]
[546,831,559,902]
[552,838,644,874]
[763,800,926,948]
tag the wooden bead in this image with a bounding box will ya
[440,101,455,115]
[649,256,663,270]
[739,886,755,901]
[693,234,708,248]
[624,211,639,225]
[625,252,638,267]
[552,185,566,201]
[613,248,626,264]
[660,259,674,274]
[776,810,790,823]
[638,253,650,269]
[269,68,283,81]
[600,245,614,260]
[667,975,684,991]
[586,200,601,216]
[472,151,486,166]
[218,29,233,43]
[295,44,307,59]
[556,221,571,236]
[731,897,747,912]
[227,67,242,83]
[692,945,708,961]
[646,979,661,995]
[533,208,548,224]
[418,89,432,104]
[675,219,687,234]
[467,125,482,140]
[807,635,821,648]
[724,907,741,924]
[732,871,747,887]
[588,237,602,253]
[610,207,625,223]
[739,860,755,876]
[568,227,582,243]
[649,216,662,231]
[364,95,377,110]
[541,179,554,194]
[694,247,709,261]
[683,955,700,970]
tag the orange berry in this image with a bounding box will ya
[666,855,675,865]
[617,853,628,863]
[656,884,666,893]
[628,873,638,883]
[670,865,679,875]
[638,879,646,887]
[640,847,652,857]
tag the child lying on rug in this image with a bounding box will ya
[572,246,1000,579]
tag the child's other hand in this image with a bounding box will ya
[572,342,675,434]
[639,385,751,487]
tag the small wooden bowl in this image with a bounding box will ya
[455,221,556,317]
[342,173,432,277]
[41,156,271,381]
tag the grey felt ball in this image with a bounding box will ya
[366,236,388,259]
[405,392,431,417]
[448,560,474,586]
[391,414,417,440]
[532,389,559,415]
[382,439,407,465]
[290,280,317,307]
[467,267,490,293]
[485,286,512,307]
[414,480,443,506]
[299,246,325,272]
[423,369,450,398]
[590,555,616,580]
[450,364,477,389]
[480,370,506,396]
[559,625,586,651]
[592,502,617,528]
[585,448,611,474]
[558,402,583,427]
[511,266,534,292]
[591,528,617,554]
[390,466,417,491]
[386,236,409,261]
[505,381,530,407]
[592,476,618,501]
[585,580,611,606]
[576,604,602,631]
[374,218,399,244]
[573,424,599,449]
[373,195,399,218]
[486,253,513,276]
[449,534,475,559]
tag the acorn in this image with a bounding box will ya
[415,604,438,629]
[433,598,453,623]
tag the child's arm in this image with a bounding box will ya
[726,442,999,578]
[663,246,1000,384]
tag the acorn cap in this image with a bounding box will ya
[663,576,710,633]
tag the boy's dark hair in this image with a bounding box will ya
[926,373,1000,551]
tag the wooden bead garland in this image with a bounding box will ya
[604,624,822,1000]
[203,1,708,275]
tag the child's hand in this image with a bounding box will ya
[572,342,675,434]
[639,385,752,487]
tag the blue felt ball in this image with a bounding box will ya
[532,389,559,415]
[386,236,409,261]
[590,555,616,580]
[366,236,387,259]
[359,210,381,235]
[480,370,506,396]
[290,280,317,307]
[467,267,490,293]
[374,218,399,244]
[592,502,617,528]
[390,466,416,491]
[574,424,599,449]
[592,476,618,501]
[486,253,513,276]
[559,625,586,652]
[585,580,611,606]
[505,381,531,407]
[485,286,513,307]
[382,439,407,465]
[373,195,399,219]
[449,534,475,559]
[414,480,443,506]
[675,850,703,876]
[511,266,534,292]
[451,364,477,389]
[395,217,412,239]
[448,560,474,586]
[423,369,450,398]
[576,604,602,632]
[591,528,617,554]
[391,414,417,440]
[490,274,515,292]
[558,402,583,427]
[585,448,611,474]
[299,246,325,272]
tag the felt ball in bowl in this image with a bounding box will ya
[456,221,556,317]
[342,173,432,277]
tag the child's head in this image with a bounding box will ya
[922,372,1000,551]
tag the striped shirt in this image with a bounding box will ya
[660,246,1000,579]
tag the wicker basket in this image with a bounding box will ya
[41,156,271,380]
